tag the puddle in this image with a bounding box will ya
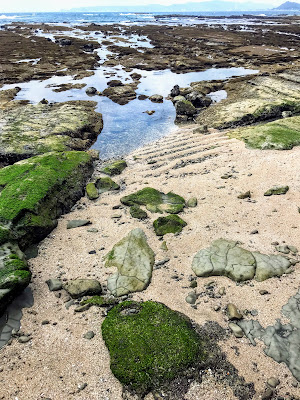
[207,89,227,102]
[1,66,257,160]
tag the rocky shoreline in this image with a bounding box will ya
[0,16,300,400]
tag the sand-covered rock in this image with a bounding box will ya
[0,151,93,249]
[105,228,155,296]
[192,239,292,282]
[0,101,102,164]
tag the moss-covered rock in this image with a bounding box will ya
[101,300,205,395]
[81,295,118,307]
[229,116,300,150]
[129,205,148,220]
[264,186,289,196]
[101,160,127,176]
[121,187,185,214]
[0,242,31,316]
[153,215,187,236]
[0,151,93,249]
[0,101,103,164]
[95,177,120,193]
[86,182,99,200]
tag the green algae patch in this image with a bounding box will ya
[101,160,127,176]
[0,151,93,248]
[228,116,300,150]
[121,187,185,214]
[153,215,187,236]
[95,177,120,194]
[86,182,99,200]
[102,300,205,394]
[81,295,118,307]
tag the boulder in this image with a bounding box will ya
[105,228,155,296]
[0,101,103,164]
[170,84,180,97]
[192,239,292,282]
[120,187,185,214]
[86,182,99,200]
[101,160,127,176]
[153,215,187,236]
[0,242,31,316]
[186,91,212,108]
[85,87,97,95]
[0,151,93,249]
[64,279,102,299]
[149,94,163,103]
[175,100,197,117]
[129,205,148,220]
[95,177,120,193]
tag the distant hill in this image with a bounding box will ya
[273,1,300,9]
[67,2,272,13]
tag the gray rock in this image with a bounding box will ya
[46,279,62,292]
[85,87,97,95]
[18,335,31,343]
[83,331,95,340]
[170,85,180,97]
[64,279,102,299]
[267,377,280,388]
[67,220,91,229]
[288,245,298,253]
[276,245,290,254]
[105,228,155,297]
[185,292,197,304]
[237,191,251,199]
[192,239,291,282]
[229,322,244,338]
[187,197,198,207]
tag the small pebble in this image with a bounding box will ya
[18,336,31,344]
[78,383,87,391]
[267,377,280,388]
[83,331,95,340]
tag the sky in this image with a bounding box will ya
[0,0,287,13]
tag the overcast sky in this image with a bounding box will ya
[0,0,285,13]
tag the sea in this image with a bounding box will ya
[0,10,295,159]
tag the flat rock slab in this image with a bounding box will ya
[0,101,103,164]
[192,239,292,282]
[105,228,155,297]
[237,288,300,382]
[121,187,185,214]
[0,151,93,249]
[64,279,102,299]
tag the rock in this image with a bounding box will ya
[18,335,31,343]
[237,191,251,199]
[175,100,197,117]
[267,377,280,388]
[173,95,186,103]
[276,245,290,254]
[46,279,62,292]
[186,91,212,108]
[185,292,197,304]
[190,280,197,288]
[74,304,91,312]
[259,289,269,295]
[107,80,123,87]
[264,186,289,196]
[130,73,142,81]
[129,205,148,220]
[149,94,163,103]
[85,87,97,95]
[95,177,120,193]
[102,83,137,105]
[221,174,232,179]
[121,187,185,214]
[67,220,91,229]
[57,38,72,46]
[187,197,198,207]
[261,388,273,400]
[160,241,168,251]
[64,279,102,299]
[0,152,93,248]
[170,85,180,97]
[0,102,103,164]
[105,229,155,297]
[145,110,155,115]
[153,215,187,236]
[0,243,31,316]
[138,94,148,100]
[77,383,87,391]
[101,160,127,176]
[288,245,298,253]
[229,323,244,338]
[250,230,259,235]
[192,239,291,282]
[218,287,226,295]
[227,303,243,320]
[193,125,208,134]
[86,182,99,200]
[101,300,204,395]
[80,295,118,308]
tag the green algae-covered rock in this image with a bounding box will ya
[105,228,154,297]
[153,215,187,236]
[264,186,289,196]
[0,242,31,316]
[101,300,205,395]
[95,177,120,193]
[101,160,127,176]
[129,205,148,220]
[81,295,118,308]
[192,239,292,282]
[121,187,185,214]
[0,101,103,164]
[86,182,99,200]
[0,151,93,249]
[175,99,197,116]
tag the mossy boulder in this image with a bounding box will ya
[175,99,197,116]
[0,242,31,316]
[129,205,148,220]
[101,300,205,395]
[101,160,127,176]
[229,116,300,150]
[153,215,187,236]
[121,187,185,214]
[0,151,93,249]
[95,177,120,193]
[0,101,103,164]
[86,182,99,200]
[105,228,155,296]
